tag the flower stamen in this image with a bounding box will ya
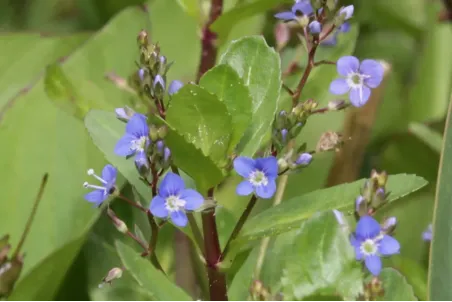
[165,195,186,212]
[87,168,107,184]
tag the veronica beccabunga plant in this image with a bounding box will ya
[77,1,428,301]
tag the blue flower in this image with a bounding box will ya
[308,21,322,34]
[149,172,204,227]
[154,75,165,90]
[351,215,400,276]
[274,0,313,21]
[114,113,150,167]
[329,56,384,107]
[168,80,184,95]
[83,165,117,206]
[233,156,278,199]
[423,224,432,241]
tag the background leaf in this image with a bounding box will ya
[220,36,281,157]
[116,241,192,301]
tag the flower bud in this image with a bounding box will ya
[138,68,146,81]
[107,208,128,234]
[156,140,165,153]
[371,170,388,188]
[278,158,289,171]
[308,21,322,34]
[137,30,149,46]
[289,122,304,138]
[99,267,123,288]
[280,129,288,143]
[295,153,312,166]
[164,147,171,162]
[274,22,290,51]
[115,107,136,121]
[327,99,347,111]
[369,276,384,297]
[157,125,168,139]
[355,195,367,217]
[338,5,354,20]
[168,80,184,95]
[153,74,166,97]
[149,125,159,141]
[371,187,387,208]
[381,216,397,234]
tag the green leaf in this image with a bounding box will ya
[176,0,200,19]
[408,12,452,123]
[166,84,233,166]
[116,241,192,301]
[211,0,293,41]
[228,248,259,301]
[281,211,363,300]
[199,64,252,153]
[390,256,427,301]
[84,110,152,201]
[44,63,90,119]
[232,174,427,250]
[428,101,452,300]
[409,122,443,154]
[0,7,150,300]
[366,268,416,300]
[165,129,225,193]
[220,36,281,156]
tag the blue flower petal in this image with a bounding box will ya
[350,235,364,260]
[337,56,359,76]
[339,5,354,20]
[355,215,381,240]
[423,224,432,241]
[171,210,188,227]
[180,189,204,211]
[236,180,254,196]
[102,164,117,184]
[159,172,185,197]
[274,11,296,21]
[349,86,371,107]
[339,22,351,32]
[84,190,106,206]
[126,113,148,137]
[233,156,256,178]
[329,78,350,95]
[134,150,148,168]
[255,179,277,199]
[154,75,165,89]
[321,33,338,46]
[292,1,313,15]
[114,134,135,157]
[364,255,382,276]
[255,156,278,178]
[378,235,400,256]
[360,59,384,88]
[150,196,169,218]
[115,108,128,120]
[168,80,184,95]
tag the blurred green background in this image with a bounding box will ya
[0,0,450,300]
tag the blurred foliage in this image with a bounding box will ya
[0,0,450,300]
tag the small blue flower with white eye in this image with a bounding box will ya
[233,156,278,199]
[149,172,204,227]
[350,215,400,276]
[329,56,384,107]
[274,0,313,22]
[114,113,150,167]
[83,164,117,207]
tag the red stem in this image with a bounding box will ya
[196,0,223,82]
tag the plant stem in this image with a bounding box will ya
[254,174,288,278]
[196,0,224,82]
[291,41,318,105]
[118,194,147,212]
[220,195,257,261]
[202,188,228,301]
[147,211,164,273]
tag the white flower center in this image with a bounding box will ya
[360,238,378,256]
[346,72,370,89]
[130,136,147,152]
[165,195,186,212]
[249,170,268,186]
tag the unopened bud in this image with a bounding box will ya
[138,68,146,81]
[355,195,367,217]
[168,80,184,95]
[381,216,397,234]
[99,267,123,288]
[274,22,290,51]
[308,21,322,34]
[371,170,388,188]
[156,140,165,153]
[164,147,171,162]
[157,125,168,139]
[137,30,148,46]
[107,209,128,234]
[275,110,289,130]
[280,129,288,143]
[149,125,159,141]
[371,187,387,208]
[278,158,289,171]
[115,106,136,121]
[327,99,347,111]
[369,276,384,297]
[295,152,313,166]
